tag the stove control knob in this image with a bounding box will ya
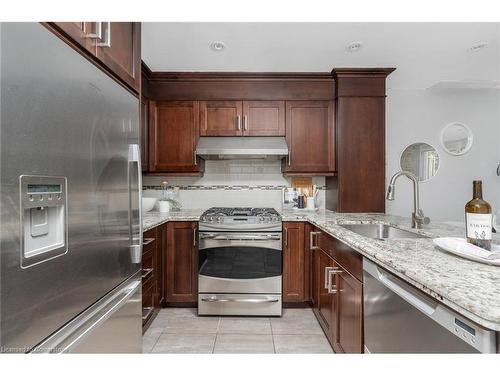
[259,217,265,222]
[217,217,222,223]
[209,217,214,222]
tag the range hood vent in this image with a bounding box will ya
[196,137,289,160]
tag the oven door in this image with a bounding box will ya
[198,232,282,294]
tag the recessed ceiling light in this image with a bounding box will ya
[210,41,226,52]
[467,42,488,52]
[346,41,363,53]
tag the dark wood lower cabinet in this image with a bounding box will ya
[311,228,364,353]
[142,227,159,331]
[283,222,306,303]
[315,249,336,344]
[165,221,198,304]
[334,269,363,353]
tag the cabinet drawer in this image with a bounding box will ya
[142,280,154,309]
[142,249,155,284]
[316,229,362,282]
[331,237,362,282]
[143,228,157,253]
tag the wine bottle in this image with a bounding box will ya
[465,180,492,250]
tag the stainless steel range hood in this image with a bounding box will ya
[196,137,289,160]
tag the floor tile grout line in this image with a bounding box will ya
[212,333,218,354]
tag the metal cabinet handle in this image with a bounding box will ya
[96,22,111,48]
[84,22,102,39]
[142,237,155,246]
[327,268,342,294]
[284,227,288,247]
[142,268,153,280]
[194,150,197,165]
[193,227,197,247]
[243,115,248,131]
[236,115,241,131]
[324,266,334,289]
[310,231,320,250]
[288,151,291,166]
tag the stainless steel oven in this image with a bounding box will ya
[197,208,282,316]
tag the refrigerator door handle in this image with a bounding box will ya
[129,144,143,264]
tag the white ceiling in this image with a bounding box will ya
[142,23,500,89]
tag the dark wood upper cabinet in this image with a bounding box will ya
[51,22,97,55]
[283,101,335,175]
[327,68,395,213]
[283,222,305,303]
[148,101,204,175]
[242,100,285,136]
[334,267,363,354]
[199,101,243,136]
[49,22,141,94]
[95,22,141,93]
[165,222,198,304]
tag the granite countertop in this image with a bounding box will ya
[142,208,500,331]
[142,209,204,231]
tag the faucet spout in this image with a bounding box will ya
[386,170,429,229]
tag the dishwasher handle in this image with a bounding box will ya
[377,268,437,316]
[364,258,437,316]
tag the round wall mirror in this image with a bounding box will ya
[440,122,473,156]
[400,142,440,182]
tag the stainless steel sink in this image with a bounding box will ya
[338,223,429,240]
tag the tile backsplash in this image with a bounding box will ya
[142,159,325,210]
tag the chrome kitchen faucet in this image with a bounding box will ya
[386,171,430,229]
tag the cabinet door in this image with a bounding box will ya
[157,224,167,307]
[166,222,198,303]
[51,22,97,54]
[335,268,363,353]
[284,101,335,174]
[317,250,335,343]
[199,101,243,136]
[283,222,305,302]
[242,101,285,136]
[149,101,203,173]
[140,97,149,172]
[95,22,141,92]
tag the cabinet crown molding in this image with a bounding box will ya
[146,71,334,82]
[331,67,396,79]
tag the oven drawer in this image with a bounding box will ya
[199,274,281,294]
[198,293,282,316]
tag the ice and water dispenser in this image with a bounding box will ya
[20,175,68,268]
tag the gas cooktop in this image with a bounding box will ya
[199,207,282,231]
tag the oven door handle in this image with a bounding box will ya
[201,297,280,303]
[199,234,281,241]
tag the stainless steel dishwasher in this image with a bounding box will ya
[363,258,496,353]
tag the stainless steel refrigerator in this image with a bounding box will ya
[0,23,143,353]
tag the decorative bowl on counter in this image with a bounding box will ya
[142,197,157,212]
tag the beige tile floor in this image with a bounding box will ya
[143,308,333,354]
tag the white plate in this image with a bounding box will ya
[433,237,500,266]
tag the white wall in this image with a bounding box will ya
[142,159,326,210]
[386,89,500,222]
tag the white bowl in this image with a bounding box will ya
[142,197,157,212]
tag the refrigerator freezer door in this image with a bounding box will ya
[31,272,142,353]
[1,23,140,351]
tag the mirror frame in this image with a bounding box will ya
[399,142,440,183]
[440,122,473,156]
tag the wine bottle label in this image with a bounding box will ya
[466,213,492,240]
